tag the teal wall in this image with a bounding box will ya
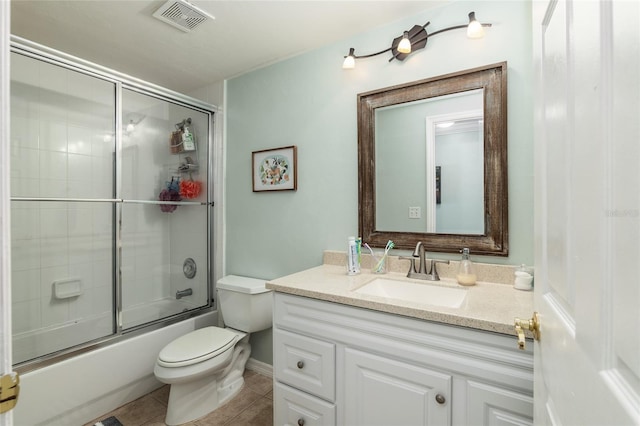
[225,1,533,364]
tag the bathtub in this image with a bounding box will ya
[13,304,217,426]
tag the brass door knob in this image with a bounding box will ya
[514,312,540,350]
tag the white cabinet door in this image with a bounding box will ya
[344,348,452,426]
[466,380,533,426]
[533,0,640,424]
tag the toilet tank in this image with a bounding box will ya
[217,275,272,333]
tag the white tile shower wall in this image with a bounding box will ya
[10,52,115,338]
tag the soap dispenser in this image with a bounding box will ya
[456,248,477,286]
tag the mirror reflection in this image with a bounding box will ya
[375,89,484,234]
[358,62,508,256]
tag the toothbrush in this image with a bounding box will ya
[363,243,382,272]
[374,240,394,273]
[363,242,376,257]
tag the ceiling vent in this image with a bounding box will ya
[152,0,214,33]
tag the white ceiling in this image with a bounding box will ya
[10,0,445,94]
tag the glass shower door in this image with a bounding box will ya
[10,52,117,364]
[119,89,210,329]
[10,45,214,366]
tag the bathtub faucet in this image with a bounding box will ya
[176,288,193,299]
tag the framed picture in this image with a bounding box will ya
[252,145,297,192]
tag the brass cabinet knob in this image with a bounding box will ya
[514,312,540,350]
[435,393,446,404]
[297,419,305,426]
[297,361,304,369]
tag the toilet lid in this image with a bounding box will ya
[158,327,238,367]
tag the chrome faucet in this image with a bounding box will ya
[401,242,450,281]
[176,288,193,299]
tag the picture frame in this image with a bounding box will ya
[252,145,297,192]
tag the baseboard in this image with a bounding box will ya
[246,357,273,378]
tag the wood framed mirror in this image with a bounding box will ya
[358,62,508,256]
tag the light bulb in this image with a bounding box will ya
[342,48,356,70]
[126,120,135,133]
[398,31,412,54]
[467,12,484,39]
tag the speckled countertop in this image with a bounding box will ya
[266,251,534,337]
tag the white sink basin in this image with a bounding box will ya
[354,278,467,308]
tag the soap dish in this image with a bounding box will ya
[53,278,83,299]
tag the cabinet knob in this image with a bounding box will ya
[297,419,305,426]
[297,361,304,369]
[435,394,446,404]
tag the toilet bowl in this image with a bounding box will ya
[153,275,272,425]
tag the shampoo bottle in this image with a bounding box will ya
[456,248,477,286]
[182,126,196,151]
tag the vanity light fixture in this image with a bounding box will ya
[466,12,485,39]
[342,11,491,69]
[397,31,412,54]
[343,48,356,69]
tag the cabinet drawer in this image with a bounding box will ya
[274,328,335,401]
[274,382,336,426]
[466,380,533,425]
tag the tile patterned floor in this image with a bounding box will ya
[86,370,273,426]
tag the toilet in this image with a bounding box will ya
[154,275,272,425]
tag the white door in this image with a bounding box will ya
[0,1,15,425]
[533,0,639,424]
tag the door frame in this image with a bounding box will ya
[0,0,14,422]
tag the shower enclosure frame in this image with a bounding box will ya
[9,36,219,372]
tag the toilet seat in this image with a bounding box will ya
[158,327,238,368]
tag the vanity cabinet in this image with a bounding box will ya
[273,293,533,426]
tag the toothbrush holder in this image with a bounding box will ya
[371,252,387,274]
